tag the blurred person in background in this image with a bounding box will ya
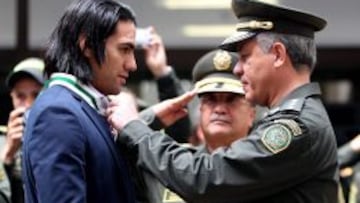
[0,57,45,203]
[161,49,256,202]
[191,50,255,152]
[0,124,10,203]
[338,134,360,203]
[142,27,191,143]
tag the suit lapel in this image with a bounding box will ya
[81,101,136,201]
[52,84,135,202]
[80,101,124,166]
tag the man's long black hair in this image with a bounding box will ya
[45,0,136,84]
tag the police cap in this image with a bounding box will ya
[220,0,327,51]
[192,49,244,95]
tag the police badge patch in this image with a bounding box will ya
[261,124,292,154]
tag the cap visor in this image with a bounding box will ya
[219,31,256,52]
[6,70,44,88]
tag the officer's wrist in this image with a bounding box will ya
[152,65,172,79]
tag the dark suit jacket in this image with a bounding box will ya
[22,85,135,203]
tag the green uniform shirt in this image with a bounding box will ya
[120,83,339,203]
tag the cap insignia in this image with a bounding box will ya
[213,51,232,71]
[261,123,292,154]
[236,20,273,31]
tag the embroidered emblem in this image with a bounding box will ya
[213,50,232,71]
[261,124,292,154]
[214,82,224,89]
[275,119,302,136]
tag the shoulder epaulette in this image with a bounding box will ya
[268,98,305,116]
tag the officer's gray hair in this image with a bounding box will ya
[255,32,317,72]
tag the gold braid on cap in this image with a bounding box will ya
[236,20,273,31]
[195,77,243,90]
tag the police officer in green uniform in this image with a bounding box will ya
[108,0,338,202]
[161,49,256,203]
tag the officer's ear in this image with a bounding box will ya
[271,42,287,68]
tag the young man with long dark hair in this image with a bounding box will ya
[22,1,138,202]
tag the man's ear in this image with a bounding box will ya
[271,42,287,68]
[78,34,92,58]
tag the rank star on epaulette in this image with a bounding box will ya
[261,124,292,154]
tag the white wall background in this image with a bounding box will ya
[0,0,359,49]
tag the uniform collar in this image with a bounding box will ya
[280,82,321,102]
[267,83,321,116]
[48,73,109,116]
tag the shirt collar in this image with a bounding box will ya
[48,73,109,115]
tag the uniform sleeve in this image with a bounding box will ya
[156,69,191,143]
[23,106,86,203]
[119,119,313,202]
[338,143,360,168]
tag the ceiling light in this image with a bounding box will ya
[257,0,280,5]
[163,0,280,10]
[183,24,235,38]
[163,0,231,10]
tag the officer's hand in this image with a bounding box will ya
[144,27,171,78]
[152,90,196,127]
[1,107,26,164]
[107,92,140,131]
[107,90,195,131]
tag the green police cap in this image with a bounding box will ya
[6,57,45,89]
[220,0,327,51]
[192,49,244,95]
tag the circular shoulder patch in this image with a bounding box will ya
[261,124,292,154]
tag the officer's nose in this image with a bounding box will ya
[213,101,227,114]
[233,61,243,78]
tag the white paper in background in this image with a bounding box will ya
[323,80,353,104]
[135,27,152,49]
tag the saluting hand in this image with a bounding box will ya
[107,90,196,132]
[152,90,196,127]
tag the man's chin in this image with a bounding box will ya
[208,126,231,135]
